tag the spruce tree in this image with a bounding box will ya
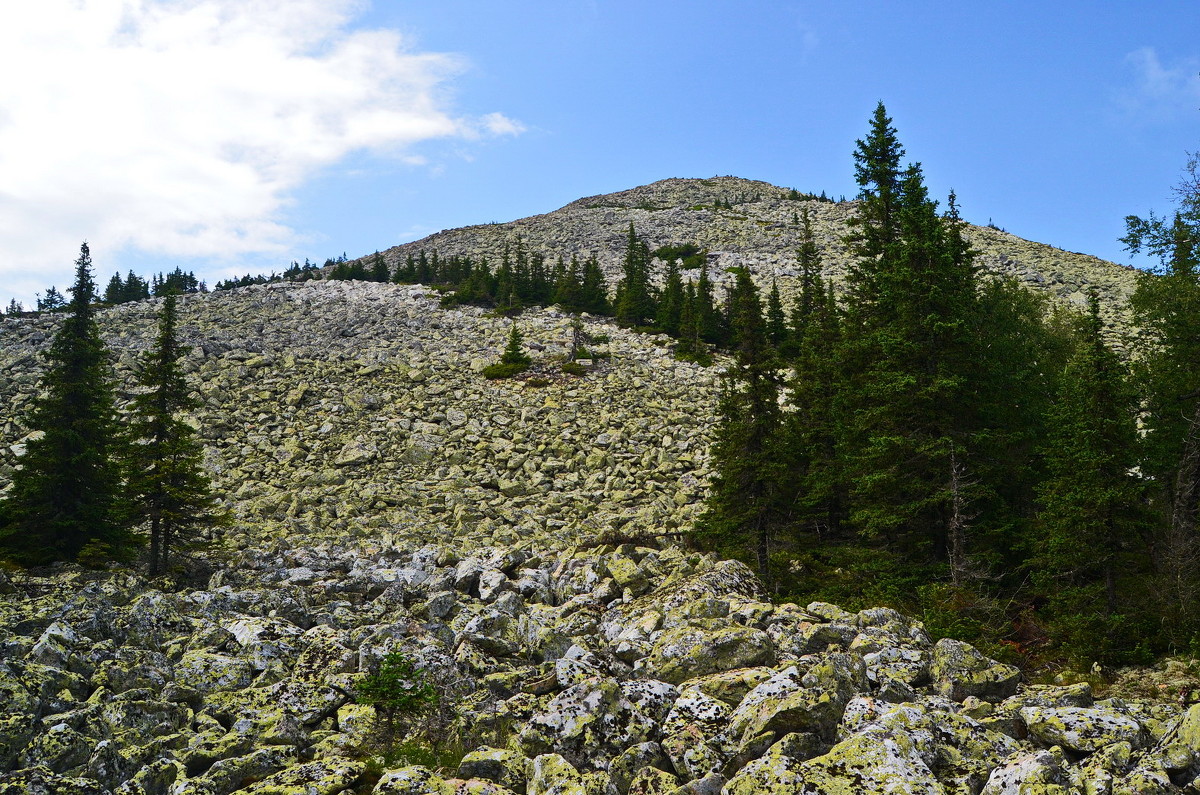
[615,223,656,327]
[0,243,128,565]
[1127,211,1200,636]
[784,273,847,544]
[370,252,390,283]
[698,269,784,578]
[840,105,982,567]
[765,277,786,347]
[656,258,684,335]
[580,256,611,315]
[124,293,225,576]
[1034,294,1147,662]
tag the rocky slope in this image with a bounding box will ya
[1,282,717,552]
[2,280,1199,793]
[366,177,1141,329]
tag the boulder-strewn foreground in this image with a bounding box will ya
[1,540,1198,794]
[2,280,1197,792]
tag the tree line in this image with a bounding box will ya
[698,103,1200,667]
[0,244,224,575]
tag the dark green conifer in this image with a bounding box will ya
[656,258,684,335]
[1034,294,1147,662]
[123,293,225,576]
[580,256,610,315]
[0,243,128,565]
[698,269,784,578]
[840,105,982,566]
[370,252,390,282]
[615,224,656,326]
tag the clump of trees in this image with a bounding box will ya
[0,244,224,574]
[697,103,1199,668]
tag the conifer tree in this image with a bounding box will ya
[0,243,128,565]
[615,223,656,326]
[1034,294,1147,661]
[123,293,225,576]
[370,252,390,283]
[656,258,684,335]
[698,269,784,577]
[1127,210,1200,635]
[695,262,723,345]
[765,278,786,347]
[552,254,584,311]
[580,256,610,315]
[784,272,847,543]
[840,104,982,565]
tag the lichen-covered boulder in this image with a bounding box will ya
[374,765,453,795]
[610,743,671,795]
[0,765,110,795]
[1019,705,1149,753]
[626,765,679,795]
[526,753,586,795]
[930,638,1021,702]
[781,725,944,794]
[238,758,365,794]
[520,678,662,769]
[645,626,774,685]
[173,650,253,695]
[660,724,724,781]
[723,661,858,749]
[980,749,1072,795]
[458,746,529,793]
[18,722,93,774]
[224,616,304,672]
[662,687,730,737]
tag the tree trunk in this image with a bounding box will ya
[1166,400,1200,618]
[947,444,972,588]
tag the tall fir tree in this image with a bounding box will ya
[656,258,684,335]
[784,273,847,544]
[1034,294,1148,662]
[698,269,785,578]
[840,104,982,568]
[1127,210,1200,637]
[580,256,611,315]
[614,223,656,326]
[0,243,129,565]
[123,293,225,576]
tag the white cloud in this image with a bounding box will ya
[0,0,520,303]
[1115,47,1200,124]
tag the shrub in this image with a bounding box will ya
[354,651,439,742]
[561,361,587,376]
[482,362,529,380]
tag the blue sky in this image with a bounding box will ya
[2,1,1198,307]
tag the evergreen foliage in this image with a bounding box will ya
[698,269,784,577]
[482,323,532,379]
[1033,294,1149,663]
[0,244,129,565]
[123,293,225,576]
[614,223,657,327]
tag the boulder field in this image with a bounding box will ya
[0,280,1195,792]
[0,541,1198,794]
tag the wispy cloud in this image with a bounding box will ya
[0,0,521,303]
[1114,47,1200,124]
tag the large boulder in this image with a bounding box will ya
[645,626,774,685]
[929,639,1021,702]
